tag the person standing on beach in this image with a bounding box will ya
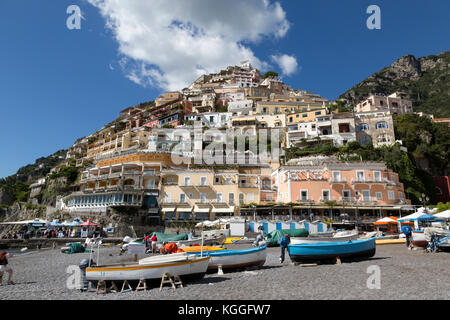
[151,234,158,254]
[402,225,413,249]
[278,234,290,263]
[0,251,14,285]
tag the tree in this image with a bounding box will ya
[262,71,278,79]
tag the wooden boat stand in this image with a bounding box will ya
[160,273,183,291]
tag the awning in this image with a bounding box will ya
[212,206,234,213]
[176,207,193,212]
[161,207,176,212]
[194,205,210,213]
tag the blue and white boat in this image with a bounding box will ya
[288,238,376,263]
[186,245,267,271]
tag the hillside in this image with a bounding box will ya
[339,51,450,118]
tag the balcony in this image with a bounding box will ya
[239,183,258,188]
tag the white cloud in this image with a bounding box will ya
[270,54,299,76]
[88,0,291,91]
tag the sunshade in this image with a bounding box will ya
[435,210,450,219]
[373,217,397,225]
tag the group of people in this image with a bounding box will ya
[143,234,159,254]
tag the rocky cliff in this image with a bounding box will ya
[340,51,450,117]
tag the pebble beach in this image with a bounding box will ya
[1,243,450,300]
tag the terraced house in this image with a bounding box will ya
[273,156,411,221]
[160,165,270,222]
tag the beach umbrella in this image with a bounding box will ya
[374,217,397,225]
[435,210,450,219]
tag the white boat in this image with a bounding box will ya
[185,246,267,271]
[85,252,210,281]
[290,230,359,245]
[411,230,428,248]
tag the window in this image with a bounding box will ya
[226,177,232,185]
[200,176,207,186]
[165,193,171,203]
[376,121,388,129]
[388,190,395,200]
[296,114,299,118]
[302,113,307,118]
[373,171,381,182]
[228,193,234,205]
[315,111,321,115]
[399,192,404,200]
[239,193,245,204]
[167,177,174,184]
[322,190,330,201]
[216,193,223,203]
[339,123,350,133]
[289,117,293,123]
[377,134,391,143]
[358,123,370,131]
[180,194,186,203]
[200,193,207,203]
[184,177,190,186]
[342,190,350,200]
[147,180,155,189]
[362,190,370,201]
[356,171,365,182]
[376,192,382,200]
[188,193,193,199]
[332,171,341,181]
[248,193,254,202]
[300,190,308,201]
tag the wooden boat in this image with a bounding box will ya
[291,230,359,245]
[288,238,376,263]
[185,245,267,271]
[181,246,225,252]
[376,239,406,245]
[411,230,428,248]
[85,252,210,281]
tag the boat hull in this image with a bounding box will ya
[187,246,267,270]
[85,256,210,281]
[291,231,359,245]
[411,231,428,248]
[288,239,376,263]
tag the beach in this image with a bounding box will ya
[1,243,450,300]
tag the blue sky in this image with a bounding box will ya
[0,0,449,178]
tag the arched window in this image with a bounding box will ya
[358,123,370,131]
[375,121,388,129]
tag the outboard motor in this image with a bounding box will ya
[79,258,94,291]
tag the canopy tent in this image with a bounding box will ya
[416,214,443,222]
[435,210,450,219]
[374,217,398,225]
[398,211,427,222]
